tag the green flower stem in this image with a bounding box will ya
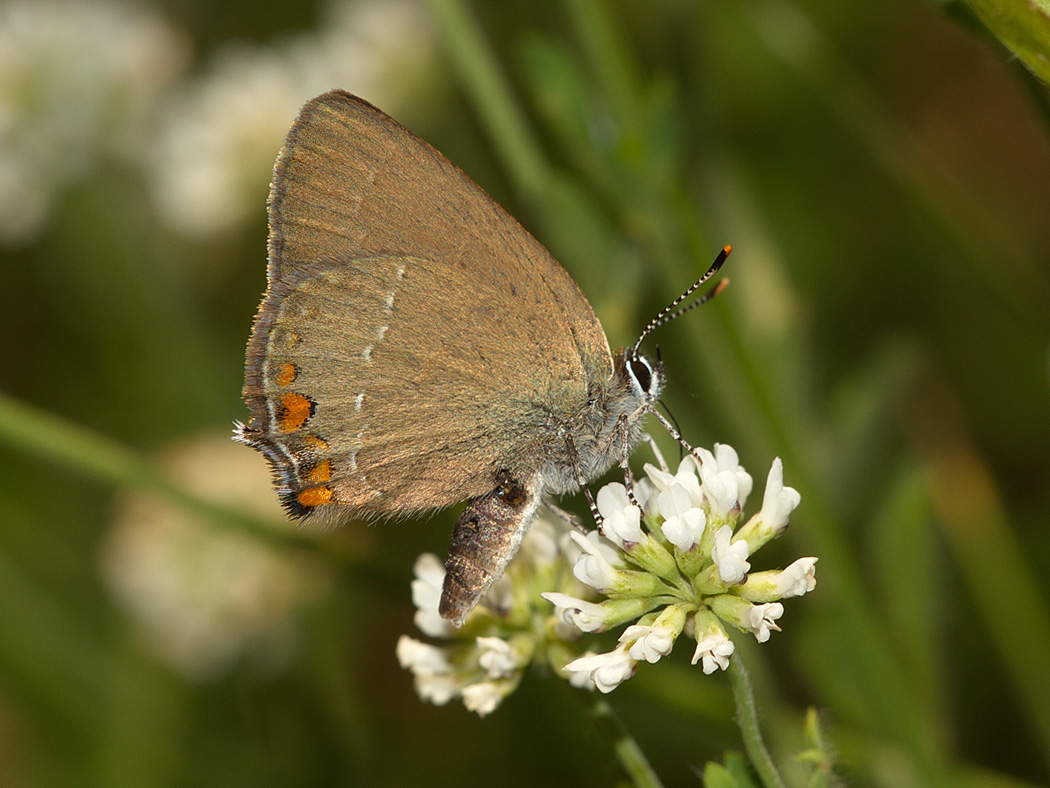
[728,654,787,788]
[583,693,665,788]
[0,390,304,551]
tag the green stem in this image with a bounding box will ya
[728,655,787,788]
[0,390,306,551]
[584,693,665,788]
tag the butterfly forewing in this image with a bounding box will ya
[241,90,613,518]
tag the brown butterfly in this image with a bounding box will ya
[236,90,727,625]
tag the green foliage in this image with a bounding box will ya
[1,0,1049,786]
[967,0,1050,83]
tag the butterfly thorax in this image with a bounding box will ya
[535,346,664,496]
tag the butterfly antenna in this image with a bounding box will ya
[632,245,731,355]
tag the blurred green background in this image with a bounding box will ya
[1,0,1049,786]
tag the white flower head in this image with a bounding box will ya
[692,631,735,674]
[570,531,622,592]
[399,441,814,709]
[476,636,521,679]
[396,636,450,677]
[644,456,703,506]
[776,557,817,598]
[758,458,801,534]
[542,592,610,633]
[711,525,751,584]
[696,444,753,517]
[657,484,707,550]
[620,624,673,664]
[745,602,784,643]
[596,483,644,548]
[563,647,637,693]
[461,680,507,717]
[410,553,456,639]
[0,0,188,243]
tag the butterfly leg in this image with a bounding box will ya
[563,434,603,527]
[612,413,645,512]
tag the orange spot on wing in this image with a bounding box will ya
[278,392,314,433]
[305,459,332,483]
[301,434,329,451]
[276,362,298,387]
[297,486,332,508]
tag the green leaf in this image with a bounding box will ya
[702,761,740,788]
[798,708,834,787]
[700,753,765,788]
[723,751,763,788]
[967,0,1050,83]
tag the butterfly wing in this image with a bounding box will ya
[239,90,613,518]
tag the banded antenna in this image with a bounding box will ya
[632,245,731,355]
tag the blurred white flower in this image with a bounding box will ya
[0,0,188,243]
[396,636,459,705]
[461,680,509,717]
[99,433,330,681]
[398,514,582,716]
[517,514,561,564]
[149,0,440,238]
[410,553,457,639]
[395,636,450,677]
[476,636,522,679]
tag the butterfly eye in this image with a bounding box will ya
[628,355,654,395]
